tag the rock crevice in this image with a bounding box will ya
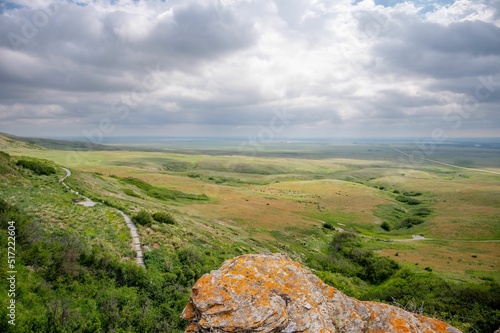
[182,253,461,333]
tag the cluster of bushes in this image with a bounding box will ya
[414,207,432,216]
[403,191,422,196]
[16,158,56,176]
[119,177,208,202]
[396,195,422,205]
[132,210,176,227]
[329,233,400,284]
[307,232,400,285]
[381,215,426,231]
[379,190,432,231]
[152,211,176,225]
[305,231,500,332]
[364,268,500,333]
[400,217,425,228]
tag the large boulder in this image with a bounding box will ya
[182,253,461,333]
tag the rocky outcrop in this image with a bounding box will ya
[182,253,461,333]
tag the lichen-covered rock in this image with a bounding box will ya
[182,253,461,333]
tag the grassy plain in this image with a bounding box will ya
[2,136,498,285]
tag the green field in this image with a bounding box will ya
[1,134,499,332]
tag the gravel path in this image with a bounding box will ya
[60,167,145,267]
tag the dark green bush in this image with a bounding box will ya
[123,188,140,198]
[132,210,153,227]
[381,221,391,231]
[396,196,421,205]
[400,217,424,228]
[152,211,176,225]
[407,198,422,205]
[326,232,400,285]
[323,222,335,230]
[396,195,409,203]
[414,207,432,216]
[403,191,422,196]
[120,177,208,202]
[16,158,56,175]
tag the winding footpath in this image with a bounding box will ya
[60,168,145,267]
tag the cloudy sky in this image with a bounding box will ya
[0,0,499,139]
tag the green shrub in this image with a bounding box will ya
[152,211,176,225]
[132,210,153,227]
[400,217,424,228]
[414,207,432,216]
[403,191,422,196]
[16,158,56,175]
[407,198,422,205]
[123,188,140,198]
[396,196,421,205]
[396,195,409,203]
[323,222,335,230]
[381,221,391,231]
[326,232,400,285]
[120,176,209,202]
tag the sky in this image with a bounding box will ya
[0,0,499,140]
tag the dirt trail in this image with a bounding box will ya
[60,168,145,267]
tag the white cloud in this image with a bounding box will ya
[0,0,499,138]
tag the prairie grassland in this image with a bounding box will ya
[378,241,499,282]
[2,139,499,283]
